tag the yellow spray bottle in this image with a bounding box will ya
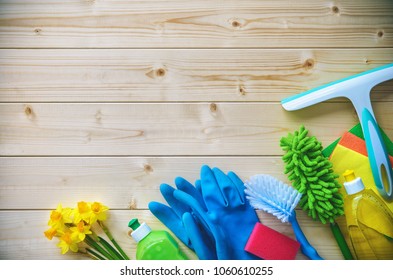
[343,170,393,259]
[128,218,188,260]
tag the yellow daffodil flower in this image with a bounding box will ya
[70,221,92,241]
[57,231,80,254]
[48,204,72,230]
[90,202,109,224]
[73,201,93,224]
[44,227,58,240]
[46,201,128,259]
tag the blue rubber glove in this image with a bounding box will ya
[148,177,217,259]
[174,165,261,260]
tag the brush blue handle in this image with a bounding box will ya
[289,211,324,260]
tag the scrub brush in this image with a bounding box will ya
[280,125,353,260]
[245,174,323,260]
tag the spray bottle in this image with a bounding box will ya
[128,218,188,260]
[343,170,393,259]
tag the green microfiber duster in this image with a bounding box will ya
[280,125,344,223]
[280,125,353,259]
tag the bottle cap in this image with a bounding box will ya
[128,218,140,230]
[128,218,151,243]
[343,170,356,182]
[343,170,365,195]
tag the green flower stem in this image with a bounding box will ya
[99,221,130,260]
[97,236,123,260]
[110,238,130,260]
[85,234,114,260]
[86,248,106,260]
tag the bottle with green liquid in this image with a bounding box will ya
[343,170,393,259]
[128,218,188,260]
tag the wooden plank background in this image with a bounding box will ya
[0,0,392,48]
[0,0,392,260]
[0,49,392,102]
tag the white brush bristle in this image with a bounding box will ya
[244,174,302,223]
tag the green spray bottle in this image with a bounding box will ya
[128,218,188,260]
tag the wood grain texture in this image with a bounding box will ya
[0,156,288,210]
[0,0,392,48]
[0,48,392,102]
[0,210,344,260]
[1,102,392,156]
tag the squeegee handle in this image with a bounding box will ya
[361,108,393,200]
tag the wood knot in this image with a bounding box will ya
[143,164,153,173]
[331,6,340,14]
[24,105,35,120]
[34,28,42,35]
[303,58,315,70]
[156,68,166,77]
[238,85,246,96]
[128,198,137,210]
[210,103,217,112]
[25,106,32,115]
[146,66,167,79]
[377,30,384,38]
[232,20,241,28]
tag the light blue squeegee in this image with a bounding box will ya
[281,63,393,200]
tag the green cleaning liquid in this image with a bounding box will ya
[128,218,188,260]
[343,170,393,259]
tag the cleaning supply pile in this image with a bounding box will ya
[128,130,393,260]
[126,63,393,260]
